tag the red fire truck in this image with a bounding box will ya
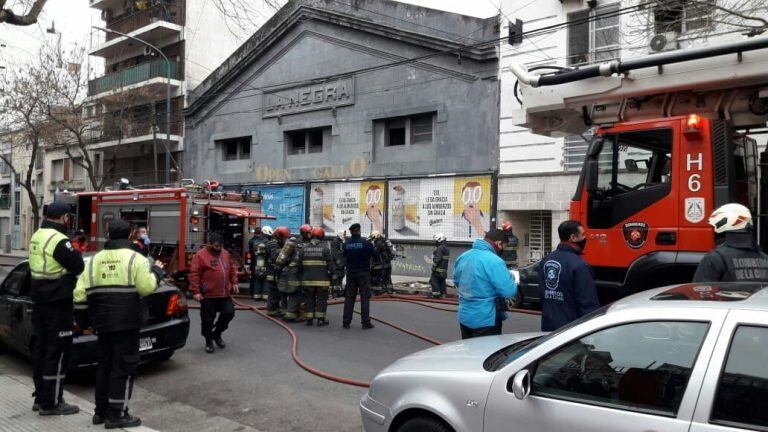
[59,186,274,287]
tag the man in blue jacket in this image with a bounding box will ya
[539,220,600,332]
[454,229,517,339]
[342,223,375,329]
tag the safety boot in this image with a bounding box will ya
[306,318,314,326]
[39,401,80,416]
[316,318,329,327]
[205,338,215,353]
[214,336,226,349]
[105,411,141,429]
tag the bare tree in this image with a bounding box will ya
[0,0,47,26]
[212,0,286,37]
[0,61,46,229]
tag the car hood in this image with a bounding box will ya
[383,333,544,373]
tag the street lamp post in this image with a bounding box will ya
[92,26,172,185]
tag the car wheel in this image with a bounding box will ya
[397,416,453,432]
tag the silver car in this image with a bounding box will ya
[361,283,768,432]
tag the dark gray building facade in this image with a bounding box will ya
[185,0,500,277]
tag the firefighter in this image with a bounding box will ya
[500,221,519,269]
[29,202,85,416]
[73,219,163,428]
[299,224,312,244]
[430,233,450,298]
[330,230,347,298]
[300,227,334,326]
[693,203,768,282]
[264,226,285,317]
[275,228,303,322]
[71,229,89,253]
[382,234,397,293]
[369,231,392,295]
[248,227,269,300]
[190,233,239,353]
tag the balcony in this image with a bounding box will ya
[48,180,87,193]
[106,4,184,41]
[90,6,184,59]
[88,59,182,100]
[85,112,184,153]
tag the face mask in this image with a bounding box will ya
[140,234,150,245]
[209,246,222,255]
[575,238,587,251]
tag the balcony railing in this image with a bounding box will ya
[106,4,184,40]
[85,112,183,144]
[48,180,87,192]
[88,59,180,95]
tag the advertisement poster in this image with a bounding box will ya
[242,185,305,234]
[309,181,386,236]
[388,175,491,242]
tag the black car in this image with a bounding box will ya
[0,261,190,368]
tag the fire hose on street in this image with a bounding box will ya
[190,293,541,388]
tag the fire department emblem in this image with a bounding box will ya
[622,221,649,249]
[685,197,706,223]
[543,260,561,290]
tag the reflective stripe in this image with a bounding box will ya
[302,260,327,266]
[42,374,66,380]
[30,272,65,280]
[88,257,95,288]
[303,281,330,287]
[74,303,88,310]
[86,287,137,296]
[126,252,137,287]
[266,275,275,281]
[54,352,64,402]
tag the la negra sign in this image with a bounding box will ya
[255,156,368,182]
[262,78,354,118]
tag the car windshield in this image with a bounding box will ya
[484,306,609,372]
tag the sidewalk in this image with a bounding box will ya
[0,374,158,432]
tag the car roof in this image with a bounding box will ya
[609,282,768,313]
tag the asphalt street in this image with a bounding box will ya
[0,298,541,432]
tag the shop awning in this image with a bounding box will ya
[209,206,276,220]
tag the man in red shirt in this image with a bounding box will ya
[189,233,239,353]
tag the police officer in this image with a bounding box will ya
[342,223,375,329]
[500,221,519,269]
[694,203,768,282]
[430,233,450,298]
[369,231,390,295]
[73,220,163,428]
[538,220,600,332]
[330,230,346,298]
[29,202,84,416]
[264,226,284,317]
[300,227,334,326]
[248,227,269,300]
[275,227,303,322]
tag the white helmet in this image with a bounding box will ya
[708,203,752,234]
[336,230,347,240]
[262,226,274,236]
[369,230,382,239]
[433,233,447,243]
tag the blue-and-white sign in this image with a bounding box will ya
[243,185,306,234]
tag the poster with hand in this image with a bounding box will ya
[453,176,491,240]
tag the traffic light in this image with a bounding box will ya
[508,18,523,45]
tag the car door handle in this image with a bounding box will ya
[656,231,676,245]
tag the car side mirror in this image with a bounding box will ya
[508,369,531,400]
[624,159,638,172]
[585,160,599,193]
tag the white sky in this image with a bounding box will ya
[0,0,500,73]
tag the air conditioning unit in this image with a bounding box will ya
[649,32,680,53]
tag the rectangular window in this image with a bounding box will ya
[380,113,435,147]
[568,4,620,66]
[216,136,251,161]
[711,325,768,429]
[654,0,715,34]
[563,134,592,172]
[285,128,326,155]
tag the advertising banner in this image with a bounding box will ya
[242,185,305,234]
[309,181,386,237]
[388,175,491,242]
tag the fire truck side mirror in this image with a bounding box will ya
[585,160,599,193]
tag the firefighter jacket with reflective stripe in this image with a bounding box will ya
[73,240,160,333]
[265,238,281,282]
[277,237,302,293]
[693,232,768,283]
[29,221,85,303]
[248,234,269,275]
[371,238,393,271]
[432,243,450,277]
[300,239,334,288]
[330,238,346,279]
[500,232,519,268]
[189,247,238,298]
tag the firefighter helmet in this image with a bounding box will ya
[709,203,753,234]
[501,221,513,231]
[262,226,274,236]
[300,224,312,235]
[274,226,291,240]
[310,227,325,239]
[369,230,382,239]
[433,233,447,243]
